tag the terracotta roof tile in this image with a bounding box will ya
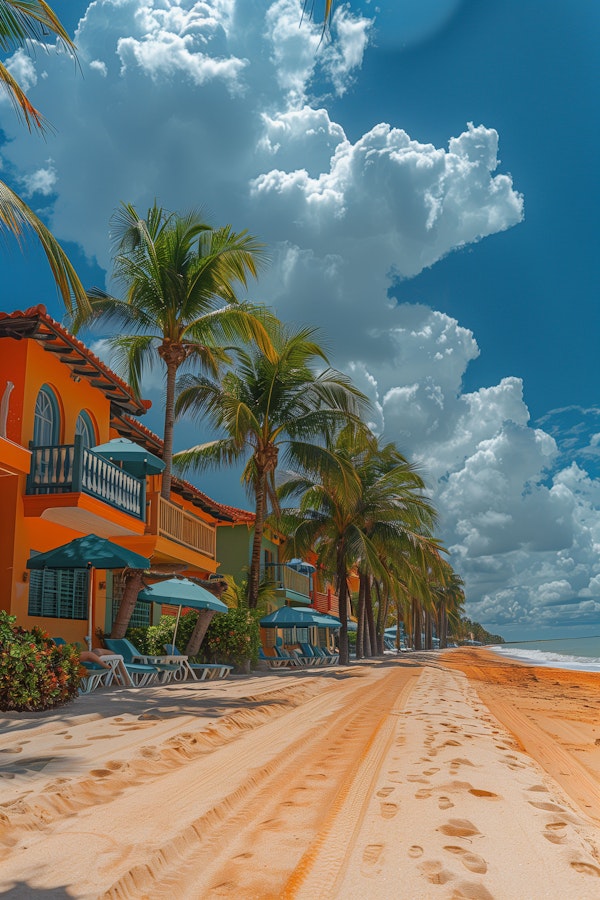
[0,305,150,416]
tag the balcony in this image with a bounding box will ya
[146,492,216,559]
[24,438,146,535]
[261,563,312,603]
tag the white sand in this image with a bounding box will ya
[1,657,599,898]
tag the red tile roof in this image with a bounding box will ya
[0,305,150,416]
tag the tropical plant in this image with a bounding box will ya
[0,0,89,311]
[0,611,81,710]
[174,322,369,608]
[75,201,273,500]
[203,607,260,671]
[277,426,442,664]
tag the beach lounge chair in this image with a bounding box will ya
[317,646,339,665]
[259,648,291,669]
[103,639,167,686]
[163,645,233,681]
[274,646,302,667]
[52,637,113,693]
[299,643,326,667]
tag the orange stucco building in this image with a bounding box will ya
[0,306,249,645]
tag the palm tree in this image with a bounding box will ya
[278,427,442,664]
[0,0,89,312]
[174,323,368,608]
[76,201,273,500]
[303,1,334,29]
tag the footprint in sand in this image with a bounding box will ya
[438,796,454,810]
[526,784,549,793]
[408,845,424,859]
[419,859,454,885]
[407,775,429,784]
[451,881,496,899]
[380,801,399,819]
[570,861,600,877]
[424,767,440,776]
[438,819,481,838]
[376,787,395,798]
[528,801,567,814]
[469,789,499,800]
[90,769,112,778]
[444,845,488,874]
[415,788,432,800]
[362,843,384,868]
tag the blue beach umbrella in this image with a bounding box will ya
[27,535,151,647]
[137,577,228,648]
[92,438,165,477]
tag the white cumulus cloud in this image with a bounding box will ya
[1,0,597,639]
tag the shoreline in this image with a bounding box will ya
[1,653,600,897]
[443,647,600,825]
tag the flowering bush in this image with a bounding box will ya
[0,611,81,711]
[203,608,260,669]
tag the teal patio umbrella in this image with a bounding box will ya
[92,438,165,478]
[260,606,319,628]
[137,577,228,649]
[27,535,151,647]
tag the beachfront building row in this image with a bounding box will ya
[0,306,338,648]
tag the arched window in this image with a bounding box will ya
[33,385,59,446]
[75,411,96,448]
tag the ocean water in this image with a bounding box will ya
[490,636,600,673]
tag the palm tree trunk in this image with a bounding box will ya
[365,576,377,657]
[356,575,365,658]
[185,609,216,656]
[439,605,448,649]
[110,570,145,639]
[424,610,433,649]
[160,359,178,500]
[337,550,349,666]
[412,597,422,650]
[248,470,267,609]
[374,580,386,655]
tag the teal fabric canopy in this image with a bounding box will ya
[27,535,150,571]
[92,438,165,477]
[261,606,342,629]
[137,578,227,613]
[137,577,227,649]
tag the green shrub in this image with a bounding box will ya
[0,611,81,711]
[203,608,260,669]
[125,608,260,671]
[126,610,198,656]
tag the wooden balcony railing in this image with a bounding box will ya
[26,436,145,520]
[261,563,312,599]
[146,492,216,558]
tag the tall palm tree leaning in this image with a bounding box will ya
[77,201,273,639]
[174,322,369,609]
[76,201,273,501]
[0,0,89,312]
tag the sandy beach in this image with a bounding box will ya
[1,650,600,899]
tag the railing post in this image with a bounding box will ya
[72,434,83,493]
[139,475,146,522]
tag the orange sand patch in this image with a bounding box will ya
[443,647,600,824]
[1,656,599,898]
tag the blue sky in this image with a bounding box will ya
[1,0,599,640]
